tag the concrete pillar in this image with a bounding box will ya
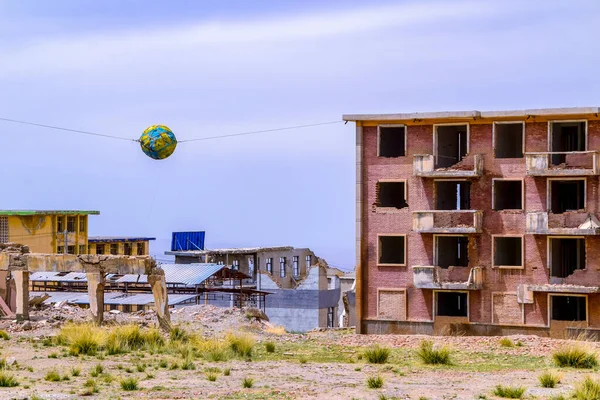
[86,272,105,325]
[148,274,171,332]
[13,270,29,321]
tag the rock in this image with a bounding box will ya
[6,357,16,366]
[109,310,121,314]
[21,321,32,331]
[245,308,269,322]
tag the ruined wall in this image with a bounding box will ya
[361,117,600,333]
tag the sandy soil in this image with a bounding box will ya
[0,305,595,400]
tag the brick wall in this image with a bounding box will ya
[361,117,600,333]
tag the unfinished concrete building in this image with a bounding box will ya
[345,107,600,337]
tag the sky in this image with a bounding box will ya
[0,0,599,270]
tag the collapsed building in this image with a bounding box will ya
[166,246,344,332]
[345,107,600,338]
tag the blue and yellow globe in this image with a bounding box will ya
[139,125,177,160]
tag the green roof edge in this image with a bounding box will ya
[0,210,100,216]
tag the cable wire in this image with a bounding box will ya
[0,117,343,143]
[0,117,137,142]
[178,120,343,142]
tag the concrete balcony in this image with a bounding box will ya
[412,266,483,290]
[413,210,483,233]
[525,151,599,176]
[526,212,600,235]
[413,154,483,178]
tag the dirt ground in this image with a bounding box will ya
[0,305,597,400]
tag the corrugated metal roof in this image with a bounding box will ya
[160,263,225,286]
[88,236,156,243]
[165,246,293,256]
[31,291,196,306]
[30,272,87,282]
[30,263,226,288]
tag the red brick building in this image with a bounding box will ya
[344,107,600,337]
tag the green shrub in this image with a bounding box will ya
[206,373,217,382]
[83,378,99,394]
[0,330,10,341]
[90,364,103,377]
[553,344,598,368]
[539,371,561,388]
[223,367,231,376]
[205,347,229,362]
[228,333,255,358]
[0,372,18,387]
[57,323,104,356]
[158,359,168,368]
[136,363,146,373]
[265,341,276,353]
[299,357,307,364]
[363,345,390,364]
[169,326,189,342]
[367,375,383,389]
[181,358,195,370]
[499,338,514,348]
[71,367,81,377]
[242,377,254,388]
[120,377,139,391]
[416,340,451,365]
[493,385,526,399]
[44,369,61,382]
[572,377,600,400]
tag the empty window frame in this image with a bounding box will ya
[306,255,312,269]
[377,235,406,266]
[56,216,64,233]
[293,256,300,276]
[376,181,407,208]
[378,125,406,157]
[137,242,144,255]
[435,235,469,269]
[248,258,255,275]
[67,216,76,232]
[434,124,469,168]
[78,245,86,255]
[96,244,105,255]
[492,236,523,268]
[110,244,118,255]
[436,291,468,317]
[79,216,86,232]
[549,237,585,278]
[548,178,585,213]
[550,121,587,165]
[123,243,132,256]
[232,260,239,270]
[266,258,273,274]
[67,245,75,254]
[493,179,523,210]
[494,122,524,158]
[551,295,586,321]
[57,246,64,254]
[435,180,470,210]
[280,257,286,278]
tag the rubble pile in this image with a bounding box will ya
[0,303,275,337]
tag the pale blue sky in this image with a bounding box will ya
[0,0,598,269]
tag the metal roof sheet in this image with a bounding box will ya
[31,291,196,306]
[30,263,227,287]
[160,263,225,286]
[88,236,156,243]
[165,246,294,256]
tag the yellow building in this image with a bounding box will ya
[0,210,99,254]
[88,237,155,256]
